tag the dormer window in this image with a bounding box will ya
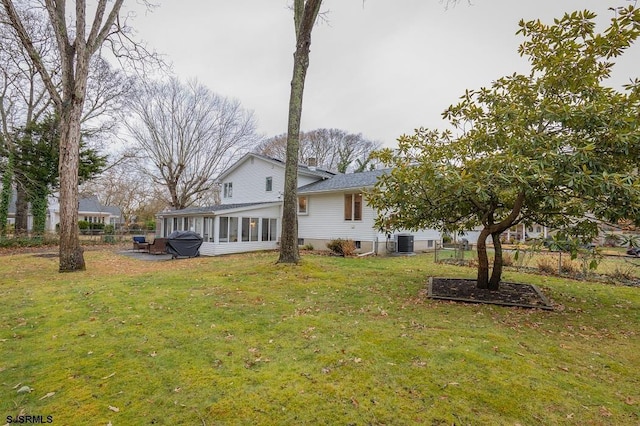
[223,182,233,198]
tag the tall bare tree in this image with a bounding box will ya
[1,0,144,271]
[80,159,154,227]
[279,0,323,264]
[126,78,258,210]
[0,6,55,235]
[256,128,381,173]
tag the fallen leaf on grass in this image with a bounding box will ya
[625,396,636,405]
[108,405,120,413]
[149,351,157,357]
[16,385,32,394]
[39,392,55,400]
[599,406,612,417]
[102,372,116,380]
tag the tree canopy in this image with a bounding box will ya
[368,7,640,290]
[256,128,380,173]
[125,78,258,210]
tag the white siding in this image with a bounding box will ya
[298,192,378,242]
[219,157,285,204]
[219,155,327,204]
[298,192,441,248]
[200,241,278,256]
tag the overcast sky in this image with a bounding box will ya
[126,0,640,147]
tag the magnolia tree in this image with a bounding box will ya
[368,8,640,290]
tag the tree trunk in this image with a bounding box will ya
[14,181,28,236]
[488,232,503,290]
[58,102,85,272]
[31,188,48,236]
[0,152,13,236]
[278,44,308,264]
[475,227,491,289]
[278,0,323,264]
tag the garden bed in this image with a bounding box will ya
[428,277,554,310]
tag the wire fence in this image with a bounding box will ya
[432,243,640,282]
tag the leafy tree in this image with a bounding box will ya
[13,115,106,234]
[369,7,640,290]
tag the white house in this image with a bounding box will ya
[156,153,442,256]
[7,191,122,232]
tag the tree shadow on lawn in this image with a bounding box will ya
[428,277,554,310]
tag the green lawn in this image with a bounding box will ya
[1,249,639,425]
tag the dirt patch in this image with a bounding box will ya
[428,277,553,310]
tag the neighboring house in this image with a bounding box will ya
[455,223,549,246]
[156,153,442,256]
[75,196,124,227]
[6,191,123,232]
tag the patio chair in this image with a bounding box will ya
[132,236,148,252]
[148,238,167,255]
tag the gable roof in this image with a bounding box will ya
[216,152,335,181]
[298,169,388,194]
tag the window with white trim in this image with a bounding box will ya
[219,216,239,242]
[242,217,259,242]
[261,218,277,241]
[298,196,308,214]
[265,177,273,192]
[223,182,233,198]
[344,193,362,221]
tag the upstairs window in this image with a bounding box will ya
[223,182,233,198]
[344,193,362,221]
[266,177,273,192]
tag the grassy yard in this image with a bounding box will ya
[1,249,638,425]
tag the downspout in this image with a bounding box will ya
[357,237,378,257]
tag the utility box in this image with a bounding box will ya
[396,234,414,254]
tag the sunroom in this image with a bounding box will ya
[156,202,282,256]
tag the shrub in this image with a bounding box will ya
[536,257,557,274]
[561,259,581,276]
[327,238,356,257]
[501,252,514,267]
[301,244,314,251]
[0,235,58,248]
[104,224,115,235]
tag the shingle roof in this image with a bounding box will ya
[78,196,103,212]
[298,169,388,194]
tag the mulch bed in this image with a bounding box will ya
[428,277,554,310]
